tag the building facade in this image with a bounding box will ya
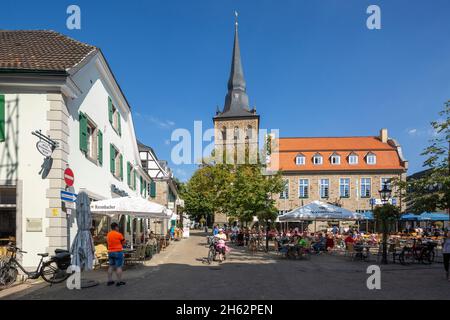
[0,31,153,267]
[269,131,408,214]
[139,142,183,234]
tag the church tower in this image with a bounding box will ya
[214,14,259,165]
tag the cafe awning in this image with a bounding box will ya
[400,213,419,221]
[418,212,449,221]
[90,196,169,219]
[279,201,362,222]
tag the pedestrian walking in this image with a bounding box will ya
[106,222,126,287]
[443,231,450,281]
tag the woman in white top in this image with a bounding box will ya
[214,229,227,262]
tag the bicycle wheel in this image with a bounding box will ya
[207,248,215,265]
[0,266,18,288]
[41,261,69,284]
[421,250,434,265]
[399,250,413,265]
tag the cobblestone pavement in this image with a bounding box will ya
[2,230,449,300]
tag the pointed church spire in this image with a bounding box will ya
[220,11,251,116]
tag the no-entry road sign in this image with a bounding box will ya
[64,168,74,187]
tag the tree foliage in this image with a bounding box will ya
[181,163,284,225]
[394,102,449,213]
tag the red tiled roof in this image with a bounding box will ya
[0,30,96,72]
[269,136,406,172]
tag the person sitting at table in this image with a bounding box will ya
[325,234,334,251]
[312,233,326,254]
[146,232,158,247]
[344,233,355,247]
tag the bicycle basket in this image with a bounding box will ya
[53,252,71,270]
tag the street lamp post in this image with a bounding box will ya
[379,182,392,264]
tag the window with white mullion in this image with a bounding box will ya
[320,179,329,198]
[299,179,309,198]
[339,178,350,198]
[360,178,371,198]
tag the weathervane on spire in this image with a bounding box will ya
[234,10,239,28]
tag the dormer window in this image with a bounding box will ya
[313,153,323,165]
[330,153,340,165]
[366,152,376,165]
[348,153,358,165]
[295,154,305,165]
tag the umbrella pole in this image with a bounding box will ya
[314,220,316,233]
[130,216,133,250]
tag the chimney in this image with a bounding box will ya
[380,128,388,143]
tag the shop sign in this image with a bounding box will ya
[36,140,53,157]
[32,130,59,180]
[26,218,42,232]
[111,184,128,197]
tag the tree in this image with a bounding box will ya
[182,163,284,229]
[373,203,401,264]
[228,164,284,226]
[396,102,449,214]
[181,164,233,224]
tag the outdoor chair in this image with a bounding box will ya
[94,244,109,269]
[125,246,143,265]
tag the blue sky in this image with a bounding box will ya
[3,0,450,181]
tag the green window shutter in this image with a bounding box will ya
[110,144,115,174]
[127,162,131,186]
[118,113,122,136]
[119,154,123,180]
[0,95,5,142]
[108,97,113,124]
[144,182,147,197]
[79,112,88,153]
[150,181,156,198]
[133,170,137,190]
[97,130,103,165]
[140,176,143,194]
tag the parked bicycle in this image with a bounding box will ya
[0,244,72,288]
[399,240,437,265]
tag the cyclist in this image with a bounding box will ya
[214,228,228,263]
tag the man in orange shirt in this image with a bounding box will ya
[106,222,126,286]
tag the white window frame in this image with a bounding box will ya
[85,116,98,163]
[380,177,392,190]
[349,154,358,165]
[360,178,371,198]
[330,154,341,165]
[296,155,305,165]
[366,153,376,165]
[319,178,329,198]
[313,155,323,165]
[339,178,350,198]
[298,179,309,198]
